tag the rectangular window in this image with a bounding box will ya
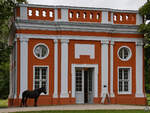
[118,67,131,94]
[33,66,48,94]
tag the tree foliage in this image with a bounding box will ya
[139,1,150,91]
[0,0,27,99]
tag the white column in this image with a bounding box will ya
[9,51,13,99]
[53,39,58,98]
[94,65,98,98]
[60,39,69,98]
[72,64,76,98]
[19,38,28,98]
[101,40,109,97]
[110,41,115,97]
[135,41,145,97]
[14,39,18,99]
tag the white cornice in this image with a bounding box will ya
[15,20,140,35]
[16,33,143,42]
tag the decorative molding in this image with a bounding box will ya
[110,41,114,45]
[101,40,109,45]
[61,39,69,43]
[54,39,58,43]
[18,4,138,13]
[136,41,144,46]
[75,44,95,59]
[16,34,143,43]
[19,38,29,42]
[71,64,98,98]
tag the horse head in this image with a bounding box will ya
[40,87,47,94]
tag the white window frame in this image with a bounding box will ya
[33,65,49,95]
[117,46,132,61]
[33,43,49,60]
[118,67,132,95]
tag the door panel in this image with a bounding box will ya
[88,70,93,103]
[75,69,84,104]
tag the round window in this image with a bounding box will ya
[118,46,132,61]
[33,43,49,59]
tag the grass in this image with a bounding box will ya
[13,110,150,113]
[147,94,150,105]
[0,99,8,108]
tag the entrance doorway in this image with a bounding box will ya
[75,68,93,104]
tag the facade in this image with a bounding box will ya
[9,4,146,107]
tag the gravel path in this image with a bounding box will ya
[0,104,147,113]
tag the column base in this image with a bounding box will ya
[60,92,69,98]
[135,93,145,97]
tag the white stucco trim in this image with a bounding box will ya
[20,6,27,20]
[101,11,108,24]
[71,64,98,98]
[14,39,18,99]
[101,40,109,97]
[135,41,145,97]
[60,39,69,98]
[110,41,115,97]
[19,37,28,98]
[53,39,58,98]
[16,34,143,43]
[75,44,95,59]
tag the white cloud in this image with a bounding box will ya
[28,0,147,10]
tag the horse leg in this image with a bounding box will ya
[24,97,28,107]
[34,98,38,107]
[20,97,25,107]
[20,98,23,107]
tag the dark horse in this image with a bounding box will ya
[20,87,47,107]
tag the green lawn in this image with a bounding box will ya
[0,99,8,108]
[14,110,150,113]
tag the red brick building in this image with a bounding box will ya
[8,4,146,106]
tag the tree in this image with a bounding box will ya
[0,0,27,99]
[139,1,150,91]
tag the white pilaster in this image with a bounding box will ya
[53,39,58,98]
[60,39,69,98]
[101,11,108,24]
[20,6,27,20]
[110,41,115,97]
[9,51,13,99]
[135,41,145,97]
[19,38,28,98]
[101,40,109,97]
[61,8,68,21]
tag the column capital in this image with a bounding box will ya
[110,41,114,45]
[54,39,58,44]
[19,38,29,42]
[136,41,144,46]
[61,39,69,44]
[101,40,109,45]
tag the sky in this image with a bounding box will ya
[28,0,147,10]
